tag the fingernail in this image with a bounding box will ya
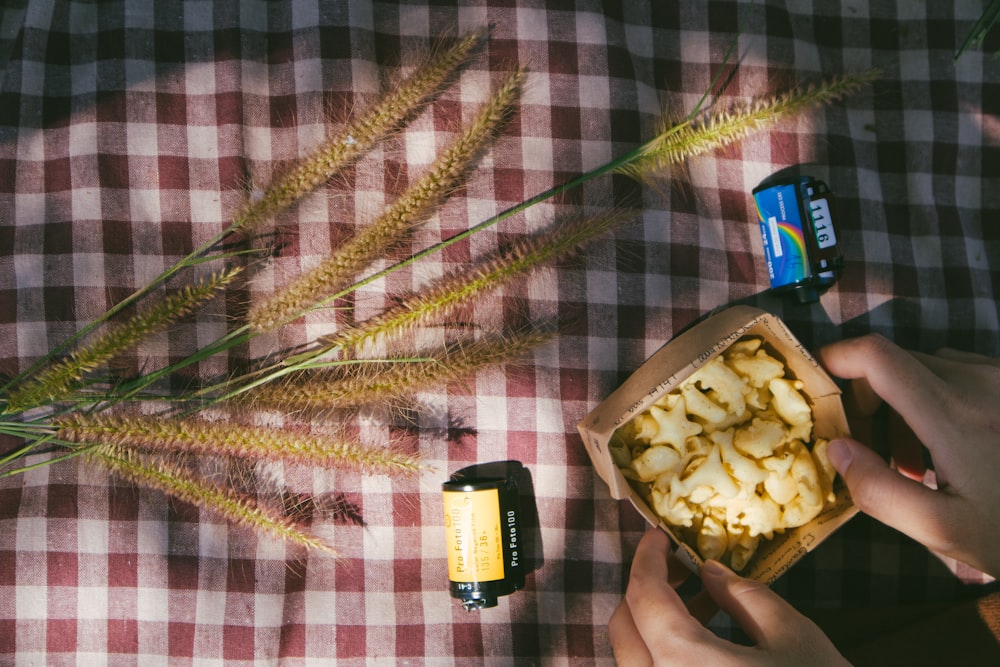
[701,560,728,578]
[827,439,853,474]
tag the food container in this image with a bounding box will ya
[577,305,858,583]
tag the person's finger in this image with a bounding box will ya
[887,409,926,481]
[817,335,958,451]
[913,349,1000,391]
[698,560,798,647]
[699,561,848,665]
[608,602,654,667]
[826,438,958,554]
[625,529,718,654]
[928,347,1000,367]
[627,528,671,591]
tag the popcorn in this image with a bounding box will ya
[734,417,786,458]
[768,378,813,432]
[685,355,748,413]
[631,444,684,483]
[617,337,838,571]
[635,397,703,450]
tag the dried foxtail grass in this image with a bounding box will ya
[247,67,526,332]
[0,22,881,556]
[231,28,487,235]
[57,413,423,476]
[242,327,553,411]
[4,267,241,414]
[617,70,881,185]
[87,443,337,555]
[320,209,633,356]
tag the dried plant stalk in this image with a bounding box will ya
[618,70,881,184]
[88,443,336,554]
[322,209,632,355]
[57,413,423,476]
[247,67,526,332]
[244,327,553,410]
[5,268,241,413]
[231,28,487,234]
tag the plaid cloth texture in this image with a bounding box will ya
[1,1,998,664]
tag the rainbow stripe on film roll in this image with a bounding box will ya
[776,221,807,259]
[754,183,809,288]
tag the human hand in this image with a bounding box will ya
[608,528,849,666]
[818,333,1000,577]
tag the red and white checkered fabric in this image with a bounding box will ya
[1,1,997,664]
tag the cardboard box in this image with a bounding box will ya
[578,305,858,583]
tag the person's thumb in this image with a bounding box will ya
[826,438,953,552]
[699,560,804,646]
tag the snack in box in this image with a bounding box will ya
[613,336,837,571]
[578,306,858,582]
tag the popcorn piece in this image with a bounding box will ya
[811,438,837,504]
[789,440,823,508]
[728,528,761,572]
[635,399,703,451]
[631,445,683,483]
[782,498,822,528]
[733,417,787,459]
[745,386,773,412]
[727,349,786,389]
[632,414,659,443]
[763,467,799,505]
[761,447,795,475]
[768,378,814,442]
[650,486,696,527]
[652,392,682,410]
[670,442,740,502]
[731,493,786,539]
[724,338,763,357]
[697,514,728,562]
[684,356,749,419]
[768,378,812,427]
[713,429,769,486]
[681,384,728,425]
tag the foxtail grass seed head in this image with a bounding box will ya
[247,68,526,333]
[57,413,424,477]
[244,327,553,410]
[88,443,337,555]
[617,70,881,184]
[322,209,633,355]
[4,268,241,414]
[231,27,488,235]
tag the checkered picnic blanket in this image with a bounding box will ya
[1,1,997,664]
